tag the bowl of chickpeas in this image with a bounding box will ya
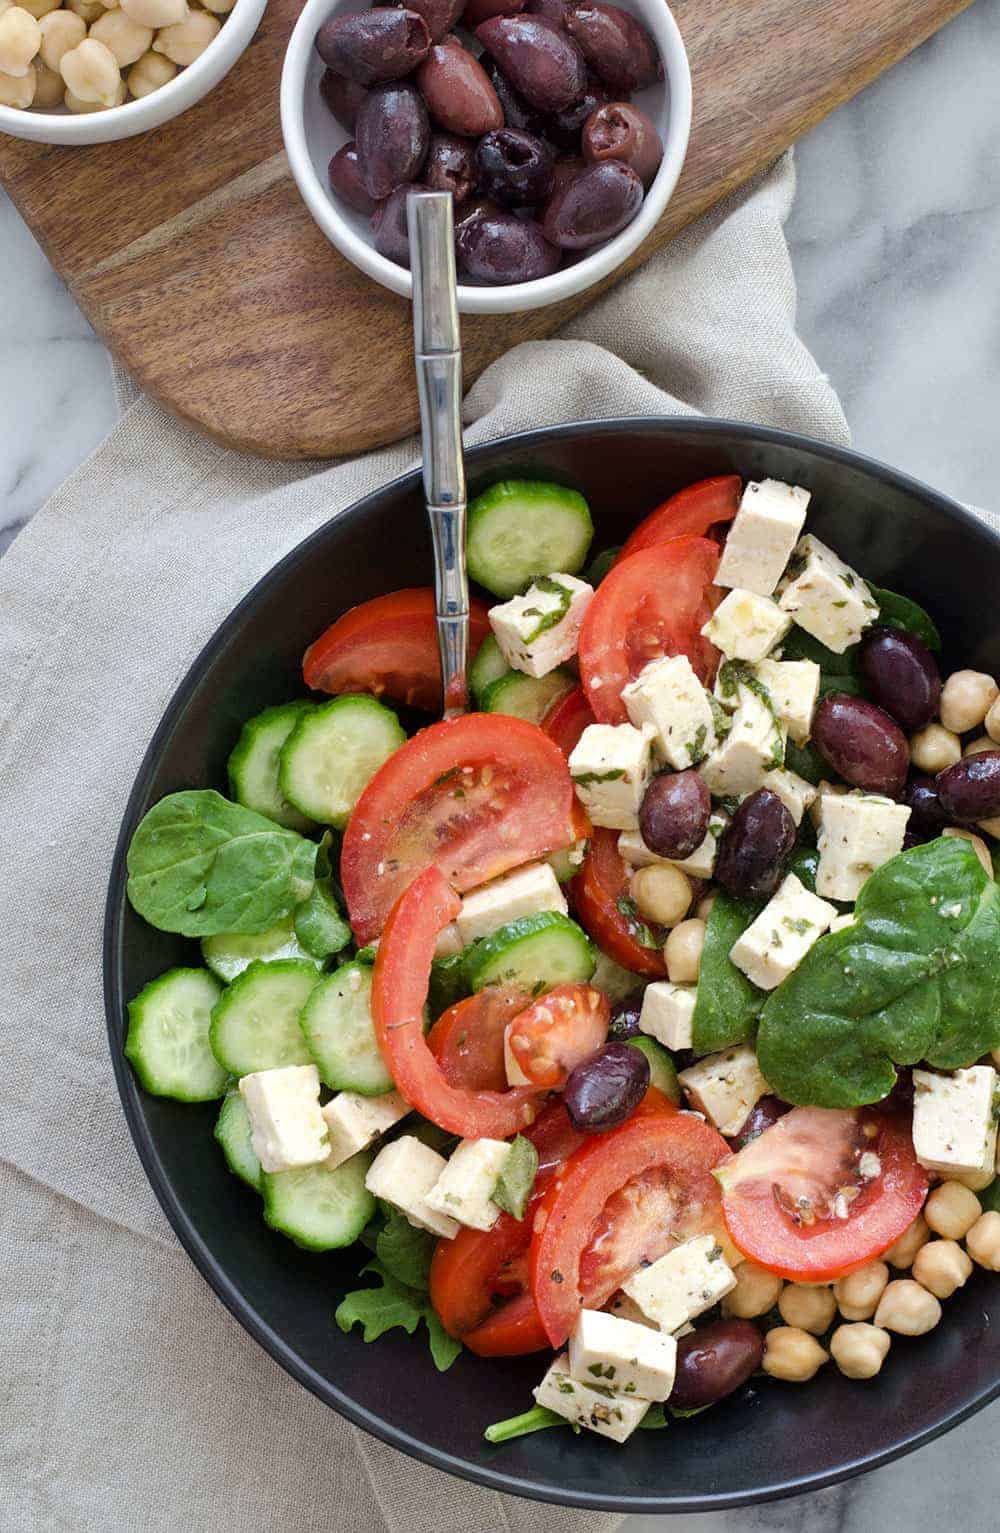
[0,0,266,143]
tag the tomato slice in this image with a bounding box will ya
[718,1106,929,1282]
[529,1109,732,1347]
[342,713,575,944]
[578,537,722,723]
[540,685,597,758]
[570,828,666,978]
[427,985,529,1092]
[505,983,610,1088]
[617,476,742,563]
[303,588,491,712]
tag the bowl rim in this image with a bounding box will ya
[103,415,1000,1514]
[279,0,693,315]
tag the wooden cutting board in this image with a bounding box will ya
[0,0,972,459]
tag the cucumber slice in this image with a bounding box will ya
[469,634,509,705]
[548,838,589,885]
[298,961,393,1095]
[467,480,594,598]
[591,950,645,1003]
[628,1036,681,1103]
[214,1089,262,1191]
[428,951,469,1017]
[125,967,227,1102]
[480,667,576,726]
[228,700,316,832]
[209,959,319,1076]
[294,880,352,960]
[201,919,323,985]
[262,1148,375,1251]
[466,912,596,994]
[279,695,405,828]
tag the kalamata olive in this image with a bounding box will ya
[541,157,642,247]
[475,14,587,111]
[858,626,941,732]
[390,0,465,43]
[452,193,502,236]
[936,750,1000,823]
[463,0,524,25]
[355,82,429,199]
[565,2,661,91]
[415,38,504,135]
[425,130,477,202]
[813,693,909,798]
[315,7,430,85]
[476,127,554,205]
[608,991,645,1039]
[320,68,368,131]
[715,788,796,899]
[371,181,426,266]
[564,1041,649,1131]
[544,74,613,152]
[455,206,560,282]
[547,154,585,202]
[639,770,711,859]
[904,773,948,838]
[671,1320,764,1410]
[328,142,378,214]
[482,56,547,134]
[526,0,569,25]
[583,100,662,185]
[727,1095,791,1150]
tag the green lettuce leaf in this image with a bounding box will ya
[335,1260,462,1372]
[692,891,766,1054]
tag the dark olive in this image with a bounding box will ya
[452,193,502,237]
[540,157,642,247]
[474,14,587,111]
[546,154,585,203]
[415,38,504,135]
[425,130,477,202]
[858,626,942,732]
[481,56,547,134]
[455,206,560,282]
[639,770,711,859]
[608,991,646,1039]
[715,788,797,899]
[390,0,466,43]
[462,0,524,25]
[371,181,426,266]
[564,1041,649,1131]
[583,100,662,185]
[564,2,661,91]
[727,1095,791,1150]
[936,750,1000,823]
[315,8,431,85]
[355,82,429,199]
[328,142,378,213]
[903,773,948,838]
[812,692,909,798]
[320,69,369,131]
[476,127,554,205]
[525,0,569,25]
[544,74,613,150]
[671,1320,764,1410]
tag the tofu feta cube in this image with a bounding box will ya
[621,654,717,770]
[488,573,594,678]
[568,1309,678,1403]
[716,479,811,596]
[639,981,696,1051]
[777,534,879,654]
[678,1045,770,1136]
[434,922,464,958]
[912,1066,999,1178]
[700,673,785,798]
[701,589,792,662]
[239,1065,329,1174]
[752,658,821,744]
[623,1234,737,1332]
[758,767,818,826]
[816,791,911,902]
[321,1090,409,1170]
[619,812,728,879]
[569,722,655,830]
[456,861,567,945]
[424,1136,512,1232]
[829,911,857,934]
[729,873,837,991]
[534,1353,650,1443]
[605,1290,658,1329]
[365,1135,459,1239]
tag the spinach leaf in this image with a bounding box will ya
[692,891,766,1053]
[294,878,352,959]
[779,628,862,698]
[126,789,318,937]
[485,1406,568,1443]
[757,838,1000,1107]
[375,1207,435,1291]
[335,1260,462,1372]
[784,737,827,786]
[493,1135,538,1221]
[787,845,819,893]
[868,584,942,652]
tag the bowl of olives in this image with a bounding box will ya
[280,0,691,311]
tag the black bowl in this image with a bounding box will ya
[104,418,1000,1514]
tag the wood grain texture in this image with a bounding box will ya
[0,0,974,459]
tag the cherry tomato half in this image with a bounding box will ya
[427,985,529,1093]
[505,983,610,1088]
[617,475,742,563]
[540,685,597,758]
[570,828,666,978]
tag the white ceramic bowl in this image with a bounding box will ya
[281,0,691,314]
[0,0,267,146]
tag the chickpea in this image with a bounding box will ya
[0,60,33,102]
[0,9,42,77]
[39,8,84,69]
[59,35,120,102]
[942,827,994,879]
[89,8,150,64]
[874,1278,941,1335]
[664,918,706,984]
[120,0,185,24]
[986,694,1000,745]
[964,735,996,758]
[940,670,999,735]
[64,72,124,107]
[910,723,962,774]
[31,54,60,101]
[950,1164,996,1192]
[912,1239,973,1299]
[17,0,59,18]
[777,1283,837,1335]
[126,44,172,93]
[965,1210,1000,1271]
[924,1180,983,1240]
[152,7,217,64]
[830,1322,891,1380]
[0,0,11,15]
[883,1212,930,1269]
[197,0,233,12]
[694,892,715,922]
[833,1260,889,1321]
[722,1260,783,1320]
[762,1327,828,1383]
[67,0,105,21]
[629,864,692,930]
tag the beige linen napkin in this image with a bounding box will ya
[1,154,851,1532]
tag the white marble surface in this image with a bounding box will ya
[3,0,1000,1524]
